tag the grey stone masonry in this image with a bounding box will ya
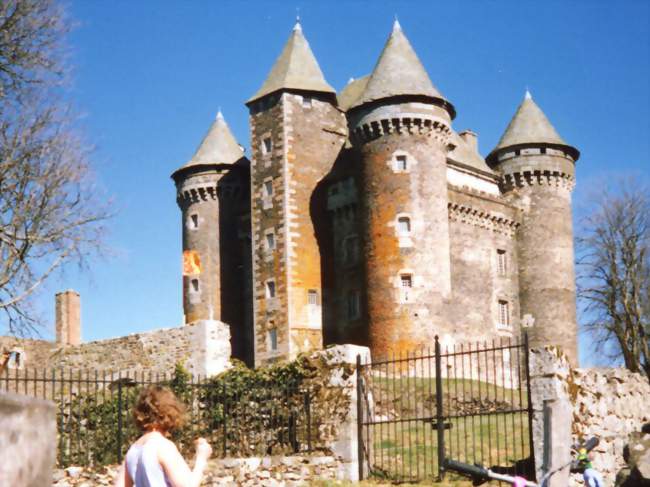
[0,392,56,487]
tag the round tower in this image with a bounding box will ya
[486,91,580,365]
[347,21,456,358]
[171,111,245,325]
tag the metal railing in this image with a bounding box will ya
[0,368,316,467]
[357,333,534,483]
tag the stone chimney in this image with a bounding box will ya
[459,129,479,153]
[55,290,80,346]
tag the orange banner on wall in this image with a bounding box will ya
[183,250,202,275]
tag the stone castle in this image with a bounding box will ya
[172,20,580,368]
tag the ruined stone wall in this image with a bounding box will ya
[446,186,521,345]
[570,367,650,486]
[0,320,231,377]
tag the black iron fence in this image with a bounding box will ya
[0,367,316,467]
[357,333,534,483]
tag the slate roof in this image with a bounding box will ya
[248,22,335,104]
[172,111,244,179]
[350,20,450,111]
[488,91,579,161]
[447,131,495,176]
[338,75,369,112]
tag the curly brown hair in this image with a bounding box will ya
[132,385,186,434]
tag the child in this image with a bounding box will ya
[114,385,213,487]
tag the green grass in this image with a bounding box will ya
[363,372,531,483]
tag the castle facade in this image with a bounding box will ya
[172,21,580,368]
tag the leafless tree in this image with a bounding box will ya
[576,182,650,381]
[0,0,110,336]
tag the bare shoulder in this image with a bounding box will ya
[156,435,180,456]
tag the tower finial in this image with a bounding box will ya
[525,87,532,100]
[216,107,223,120]
[294,8,301,31]
[393,15,401,31]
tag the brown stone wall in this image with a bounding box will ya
[283,93,346,357]
[55,290,80,346]
[350,102,452,359]
[249,94,291,365]
[249,92,346,365]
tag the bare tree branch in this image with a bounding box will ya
[0,0,111,336]
[576,181,650,382]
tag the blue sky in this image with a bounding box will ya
[20,1,649,366]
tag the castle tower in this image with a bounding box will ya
[487,91,580,365]
[246,22,347,366]
[171,111,247,328]
[347,21,456,358]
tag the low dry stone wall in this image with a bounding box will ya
[1,319,231,377]
[570,367,650,486]
[51,455,341,486]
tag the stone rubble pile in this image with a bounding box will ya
[570,367,650,486]
[51,455,341,487]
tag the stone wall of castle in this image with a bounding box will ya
[0,320,231,377]
[249,92,346,366]
[445,186,522,346]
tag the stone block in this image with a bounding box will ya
[0,392,56,487]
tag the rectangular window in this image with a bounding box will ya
[262,137,272,154]
[498,300,510,328]
[497,249,507,276]
[347,291,360,319]
[190,278,200,293]
[302,96,312,108]
[190,214,199,229]
[268,328,278,351]
[398,216,411,234]
[401,274,412,288]
[266,280,276,299]
[396,155,408,171]
[264,180,273,197]
[265,231,275,250]
[308,289,318,305]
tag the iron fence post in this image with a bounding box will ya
[524,331,537,479]
[222,382,227,457]
[305,392,312,452]
[435,335,445,480]
[117,379,123,464]
[356,354,364,480]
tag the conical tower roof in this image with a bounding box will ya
[488,91,579,162]
[350,20,453,116]
[247,22,335,104]
[172,111,244,180]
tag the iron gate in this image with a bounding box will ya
[357,333,535,482]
